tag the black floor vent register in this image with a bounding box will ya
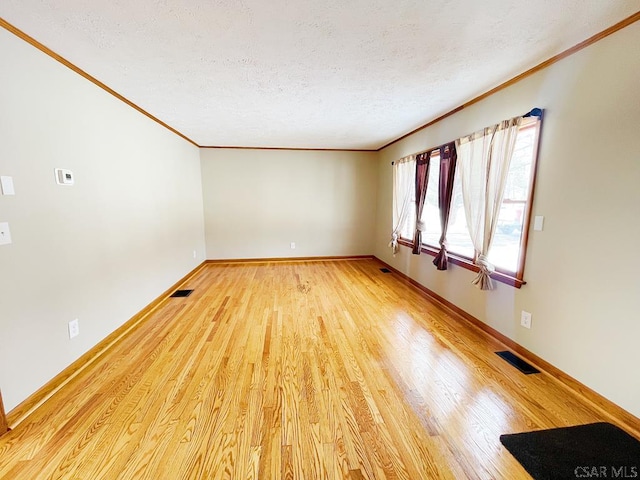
[500,422,640,480]
[380,268,391,273]
[495,350,540,374]
[170,289,194,298]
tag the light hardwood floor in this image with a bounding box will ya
[0,259,630,479]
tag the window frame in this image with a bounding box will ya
[396,116,543,289]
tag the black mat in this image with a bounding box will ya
[500,422,640,480]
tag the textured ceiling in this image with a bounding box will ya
[0,1,638,149]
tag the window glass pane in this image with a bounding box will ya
[446,164,475,259]
[421,153,441,247]
[487,125,536,273]
[400,202,415,240]
[395,158,416,242]
[399,161,415,239]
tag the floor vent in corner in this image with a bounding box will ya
[496,351,540,375]
[170,289,194,298]
[380,268,392,273]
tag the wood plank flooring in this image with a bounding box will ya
[0,259,628,479]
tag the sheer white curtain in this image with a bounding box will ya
[389,155,416,255]
[456,117,522,289]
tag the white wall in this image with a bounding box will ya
[374,22,640,417]
[0,28,206,411]
[200,148,377,259]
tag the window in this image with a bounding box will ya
[487,121,538,273]
[397,150,442,246]
[393,113,542,287]
[397,159,416,241]
[421,152,441,248]
[444,169,475,259]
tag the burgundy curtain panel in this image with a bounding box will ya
[433,143,458,269]
[412,151,432,254]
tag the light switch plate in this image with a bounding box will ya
[0,222,12,245]
[1,176,15,195]
[533,215,544,231]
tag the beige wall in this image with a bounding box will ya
[0,29,206,411]
[374,22,640,417]
[200,148,377,259]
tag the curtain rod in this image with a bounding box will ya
[391,107,542,165]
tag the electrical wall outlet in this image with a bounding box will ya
[193,250,197,259]
[520,311,532,329]
[68,318,80,339]
[290,242,296,249]
[0,222,12,245]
